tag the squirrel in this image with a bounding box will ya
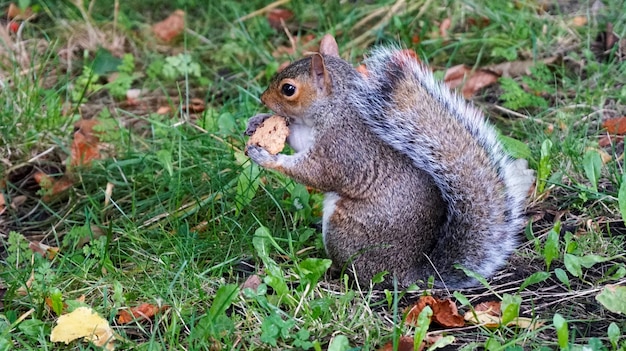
[245,34,535,289]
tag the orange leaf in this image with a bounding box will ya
[571,16,587,27]
[431,298,465,328]
[406,296,465,328]
[152,10,185,42]
[603,117,626,135]
[7,3,33,20]
[439,18,451,37]
[29,241,59,260]
[117,303,169,324]
[444,64,472,90]
[378,336,422,351]
[405,295,436,326]
[71,120,101,167]
[267,8,293,30]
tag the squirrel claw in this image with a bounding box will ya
[245,113,273,136]
[246,144,275,167]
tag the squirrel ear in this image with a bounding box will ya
[310,54,330,93]
[319,34,339,57]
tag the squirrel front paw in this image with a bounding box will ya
[245,144,277,168]
[244,113,273,136]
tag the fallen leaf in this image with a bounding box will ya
[71,118,101,167]
[156,106,172,115]
[241,274,262,292]
[16,271,34,296]
[603,117,626,135]
[185,98,205,113]
[405,296,436,326]
[34,172,74,201]
[0,193,5,214]
[152,10,185,42]
[463,308,501,328]
[464,300,501,327]
[29,241,59,260]
[484,56,560,78]
[439,18,451,37]
[50,306,117,351]
[598,135,623,148]
[507,317,544,330]
[571,16,587,27]
[7,3,34,20]
[267,8,293,30]
[406,296,465,328]
[10,194,27,209]
[444,65,499,99]
[378,336,422,351]
[117,303,169,324]
[474,301,501,314]
[467,17,490,28]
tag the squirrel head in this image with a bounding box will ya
[261,53,333,120]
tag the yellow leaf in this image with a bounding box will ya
[50,306,116,351]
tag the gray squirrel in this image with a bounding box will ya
[245,34,534,289]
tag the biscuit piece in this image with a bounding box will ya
[246,115,289,155]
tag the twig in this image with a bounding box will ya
[237,0,291,22]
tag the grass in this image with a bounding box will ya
[1,0,626,350]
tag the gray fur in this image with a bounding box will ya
[246,48,534,289]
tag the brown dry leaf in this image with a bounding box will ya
[50,306,116,351]
[16,271,34,296]
[571,16,588,27]
[267,8,294,30]
[7,3,34,20]
[599,135,623,148]
[34,172,74,201]
[0,193,5,214]
[71,118,101,167]
[439,18,452,37]
[507,317,544,330]
[474,301,501,314]
[241,274,262,292]
[186,98,206,113]
[378,336,422,351]
[156,106,172,115]
[10,194,27,209]
[484,56,559,78]
[431,298,465,328]
[603,117,626,135]
[405,296,436,326]
[152,10,185,42]
[443,64,472,90]
[464,309,501,328]
[406,296,464,328]
[464,300,501,327]
[117,303,169,324]
[444,65,499,99]
[467,17,490,29]
[28,241,59,260]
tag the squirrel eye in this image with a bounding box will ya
[281,83,296,97]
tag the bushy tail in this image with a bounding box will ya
[355,48,535,287]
